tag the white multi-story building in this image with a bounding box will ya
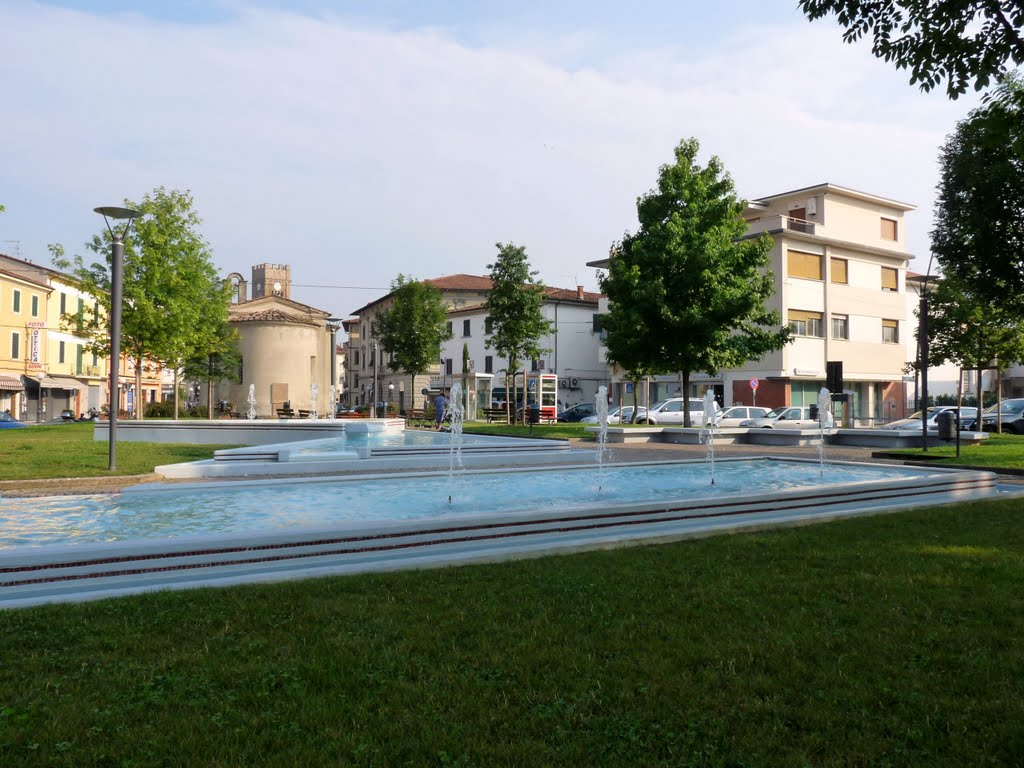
[590,183,918,425]
[440,285,604,415]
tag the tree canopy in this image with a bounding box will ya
[598,138,790,427]
[932,74,1024,313]
[798,0,1024,98]
[484,243,551,421]
[51,187,232,418]
[373,275,451,409]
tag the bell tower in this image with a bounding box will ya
[251,263,291,300]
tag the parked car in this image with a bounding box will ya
[557,402,597,422]
[981,398,1024,434]
[715,406,771,427]
[0,412,26,429]
[882,406,978,431]
[635,397,715,426]
[740,405,819,429]
[580,405,648,424]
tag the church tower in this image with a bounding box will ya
[250,263,291,300]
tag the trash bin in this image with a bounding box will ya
[936,410,957,440]
[528,404,541,425]
[809,404,819,421]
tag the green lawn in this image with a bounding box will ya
[1,500,1022,766]
[0,422,233,480]
[880,431,1024,470]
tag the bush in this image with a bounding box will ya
[145,400,176,418]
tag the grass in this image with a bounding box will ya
[462,422,594,440]
[879,431,1024,470]
[0,423,234,480]
[1,500,1023,766]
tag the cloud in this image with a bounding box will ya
[0,2,979,317]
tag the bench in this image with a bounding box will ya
[298,409,314,418]
[483,407,510,424]
[276,408,295,419]
[404,409,430,428]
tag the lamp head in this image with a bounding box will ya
[94,206,142,220]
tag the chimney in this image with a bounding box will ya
[576,285,584,301]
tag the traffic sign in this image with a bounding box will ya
[749,377,759,390]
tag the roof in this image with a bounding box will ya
[229,294,331,325]
[748,183,915,212]
[351,274,602,317]
[0,267,52,290]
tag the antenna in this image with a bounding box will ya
[0,241,21,258]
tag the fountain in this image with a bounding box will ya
[817,387,835,473]
[328,385,336,421]
[447,382,465,503]
[309,383,319,420]
[595,386,610,491]
[246,384,257,420]
[699,390,719,485]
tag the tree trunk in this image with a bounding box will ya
[173,367,180,420]
[629,377,639,423]
[682,371,692,428]
[135,364,143,421]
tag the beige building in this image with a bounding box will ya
[590,183,915,425]
[218,264,337,417]
[346,275,493,413]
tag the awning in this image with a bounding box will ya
[0,374,23,391]
[34,375,88,392]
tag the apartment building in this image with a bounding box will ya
[590,183,915,425]
[345,275,492,413]
[440,285,604,417]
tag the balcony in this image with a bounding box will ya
[745,214,818,237]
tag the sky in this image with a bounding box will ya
[0,0,984,331]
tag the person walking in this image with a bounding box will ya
[434,391,447,430]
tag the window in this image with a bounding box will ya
[881,217,898,241]
[462,319,471,337]
[77,298,85,331]
[882,319,899,344]
[484,356,493,374]
[59,341,66,363]
[881,267,898,291]
[788,309,824,337]
[353,349,360,366]
[93,301,99,321]
[446,321,453,336]
[831,314,849,340]
[787,250,823,280]
[31,295,39,317]
[445,358,453,375]
[592,314,603,332]
[485,317,493,335]
[11,332,20,359]
[12,289,20,313]
[60,293,67,314]
[830,258,848,284]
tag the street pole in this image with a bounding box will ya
[919,254,935,453]
[372,342,378,418]
[95,206,141,471]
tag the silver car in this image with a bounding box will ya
[740,406,819,429]
[580,405,648,424]
[716,406,771,427]
[882,406,978,431]
[636,397,714,426]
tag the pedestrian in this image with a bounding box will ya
[434,391,447,430]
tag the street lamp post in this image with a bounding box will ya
[326,316,341,412]
[918,254,936,453]
[372,342,379,417]
[388,382,395,414]
[95,206,142,471]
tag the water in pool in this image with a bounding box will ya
[0,459,944,549]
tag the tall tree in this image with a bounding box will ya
[51,188,229,419]
[926,274,1024,407]
[799,0,1024,98]
[599,138,790,427]
[932,74,1024,313]
[181,319,243,419]
[373,275,451,413]
[484,243,551,424]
